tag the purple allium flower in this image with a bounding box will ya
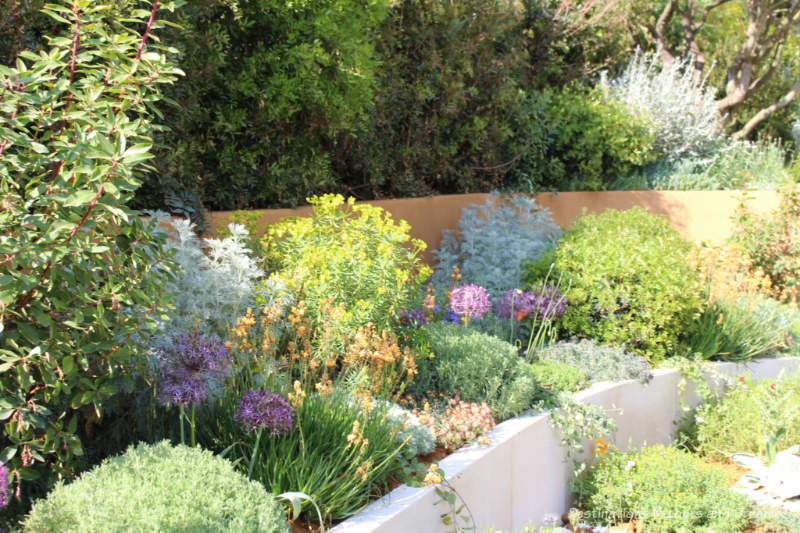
[496,289,537,319]
[158,332,230,406]
[235,389,294,436]
[448,284,492,320]
[528,284,567,319]
[399,308,427,328]
[0,463,7,510]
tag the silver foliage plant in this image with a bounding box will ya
[382,401,436,457]
[601,51,723,161]
[432,192,562,297]
[153,214,266,339]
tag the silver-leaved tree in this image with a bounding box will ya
[0,0,183,496]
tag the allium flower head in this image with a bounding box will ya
[0,463,7,510]
[529,284,567,318]
[235,389,294,436]
[496,289,537,319]
[158,332,230,406]
[448,284,492,320]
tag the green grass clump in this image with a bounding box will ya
[24,441,288,533]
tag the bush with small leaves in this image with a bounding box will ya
[410,323,539,421]
[577,444,750,533]
[526,208,703,363]
[24,441,289,533]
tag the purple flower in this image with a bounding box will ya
[235,389,294,436]
[496,289,537,319]
[528,284,567,319]
[158,332,230,406]
[448,284,492,320]
[442,307,460,324]
[399,308,427,328]
[0,463,7,510]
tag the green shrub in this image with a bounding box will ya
[134,0,388,211]
[733,187,800,303]
[690,374,800,462]
[261,194,431,340]
[24,441,288,533]
[410,323,539,421]
[338,0,524,199]
[577,444,751,533]
[529,361,587,402]
[200,389,404,522]
[682,296,791,362]
[535,338,652,384]
[0,0,180,488]
[751,506,800,533]
[526,208,703,363]
[511,87,658,192]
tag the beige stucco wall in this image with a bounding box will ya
[206,191,782,264]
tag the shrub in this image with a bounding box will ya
[381,402,435,457]
[432,192,562,297]
[529,361,587,399]
[526,207,704,363]
[200,389,404,522]
[24,441,288,533]
[732,187,800,304]
[511,87,659,192]
[534,339,652,385]
[0,0,181,486]
[154,216,264,340]
[645,137,794,191]
[410,323,539,421]
[338,0,524,199]
[751,506,800,533]
[135,0,388,211]
[577,444,751,532]
[600,51,723,161]
[262,194,430,337]
[691,374,800,462]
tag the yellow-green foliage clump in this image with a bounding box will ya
[262,194,431,336]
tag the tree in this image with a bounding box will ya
[634,0,800,139]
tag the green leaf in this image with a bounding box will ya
[63,189,98,207]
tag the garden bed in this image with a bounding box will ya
[330,357,800,533]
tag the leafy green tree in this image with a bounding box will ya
[0,0,181,496]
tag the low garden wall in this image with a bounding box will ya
[206,191,781,264]
[329,356,800,533]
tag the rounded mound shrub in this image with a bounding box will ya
[411,323,539,421]
[535,338,652,384]
[578,445,750,532]
[526,208,703,363]
[25,441,288,533]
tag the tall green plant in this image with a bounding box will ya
[0,0,182,492]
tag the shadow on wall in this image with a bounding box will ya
[204,191,781,265]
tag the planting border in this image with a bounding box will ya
[330,357,800,533]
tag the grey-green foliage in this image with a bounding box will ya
[751,505,800,533]
[412,323,540,421]
[24,441,289,533]
[601,51,723,161]
[155,215,265,338]
[529,361,587,399]
[636,137,794,191]
[535,339,653,384]
[381,401,436,457]
[432,192,562,297]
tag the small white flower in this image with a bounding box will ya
[625,460,635,471]
[695,416,704,424]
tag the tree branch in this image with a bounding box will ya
[733,75,800,139]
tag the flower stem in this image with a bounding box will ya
[190,404,196,447]
[248,429,263,478]
[179,405,185,445]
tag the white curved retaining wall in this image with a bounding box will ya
[330,357,800,533]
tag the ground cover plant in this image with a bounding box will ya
[24,441,288,533]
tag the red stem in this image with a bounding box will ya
[136,0,159,61]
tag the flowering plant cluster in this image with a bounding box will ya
[448,284,493,320]
[496,285,566,321]
[157,333,231,407]
[235,390,294,437]
[414,399,496,451]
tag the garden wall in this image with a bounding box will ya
[329,357,800,533]
[205,191,781,264]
